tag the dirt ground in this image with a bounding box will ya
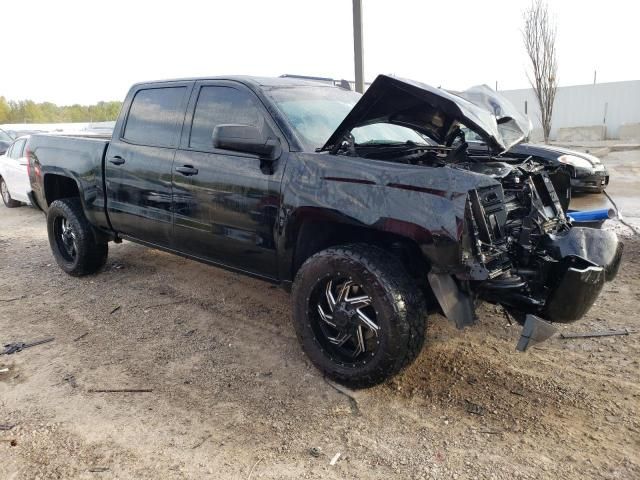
[1,152,639,479]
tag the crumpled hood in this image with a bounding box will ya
[321,75,531,154]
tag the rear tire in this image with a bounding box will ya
[47,198,108,276]
[292,244,427,388]
[0,177,21,208]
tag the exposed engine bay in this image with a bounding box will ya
[318,74,623,350]
[338,140,623,329]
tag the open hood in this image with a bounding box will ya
[321,75,531,154]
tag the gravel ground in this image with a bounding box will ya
[1,160,639,479]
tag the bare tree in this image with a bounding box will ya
[523,0,558,143]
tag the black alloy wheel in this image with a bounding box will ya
[47,198,108,276]
[311,276,380,364]
[292,244,427,388]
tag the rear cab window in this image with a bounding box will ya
[123,87,187,147]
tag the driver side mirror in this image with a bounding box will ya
[212,124,281,161]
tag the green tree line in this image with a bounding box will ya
[0,96,122,124]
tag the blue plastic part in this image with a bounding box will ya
[567,208,615,222]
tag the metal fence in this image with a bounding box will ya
[500,80,640,140]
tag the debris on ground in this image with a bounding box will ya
[63,373,78,388]
[88,389,153,393]
[246,458,262,480]
[191,434,212,449]
[560,328,633,339]
[73,332,89,342]
[465,400,485,416]
[329,452,342,466]
[0,296,25,303]
[309,447,322,458]
[1,338,55,355]
[324,378,360,414]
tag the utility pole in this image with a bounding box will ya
[353,0,364,93]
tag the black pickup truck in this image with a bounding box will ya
[26,75,623,387]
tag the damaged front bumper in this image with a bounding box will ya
[542,256,605,322]
[478,227,623,323]
[428,170,623,346]
[541,228,623,321]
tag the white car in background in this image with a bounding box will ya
[0,136,31,208]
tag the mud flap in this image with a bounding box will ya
[428,272,475,329]
[516,314,557,352]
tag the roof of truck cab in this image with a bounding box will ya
[131,76,337,89]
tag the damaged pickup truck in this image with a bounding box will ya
[26,74,623,387]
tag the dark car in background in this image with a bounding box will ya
[463,129,609,193]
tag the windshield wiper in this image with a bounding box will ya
[355,140,427,148]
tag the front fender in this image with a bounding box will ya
[278,152,501,278]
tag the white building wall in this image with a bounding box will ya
[499,80,640,140]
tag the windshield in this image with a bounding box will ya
[267,86,428,151]
[460,127,485,143]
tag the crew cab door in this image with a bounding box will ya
[105,82,192,246]
[171,81,285,279]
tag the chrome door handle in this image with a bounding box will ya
[175,165,198,176]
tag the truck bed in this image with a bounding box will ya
[28,133,111,230]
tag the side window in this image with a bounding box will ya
[189,86,262,151]
[10,139,25,158]
[123,87,186,147]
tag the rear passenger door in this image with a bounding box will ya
[105,83,191,246]
[172,81,285,278]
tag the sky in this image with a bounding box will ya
[2,0,639,105]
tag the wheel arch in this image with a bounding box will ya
[287,213,430,286]
[43,173,81,207]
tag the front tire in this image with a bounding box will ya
[292,244,427,388]
[0,177,21,208]
[47,198,108,276]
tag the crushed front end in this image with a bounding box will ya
[315,73,623,340]
[452,160,623,328]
